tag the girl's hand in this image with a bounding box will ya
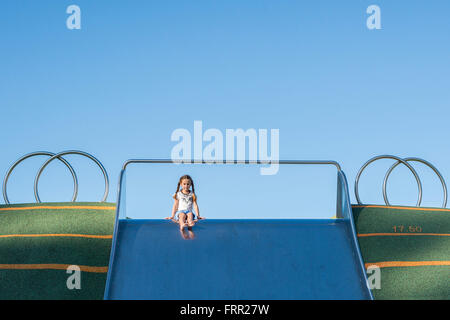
[197,216,205,220]
[166,217,178,223]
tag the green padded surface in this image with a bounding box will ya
[352,205,450,300]
[0,202,116,300]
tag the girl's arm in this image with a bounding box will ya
[193,195,204,219]
[166,198,179,219]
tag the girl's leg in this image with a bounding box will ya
[187,212,195,227]
[178,212,187,229]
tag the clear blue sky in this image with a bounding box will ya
[1,1,449,218]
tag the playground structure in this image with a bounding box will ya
[0,151,448,299]
[104,159,372,299]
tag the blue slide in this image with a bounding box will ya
[103,161,373,300]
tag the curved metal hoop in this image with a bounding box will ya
[383,157,448,208]
[354,155,423,207]
[2,151,78,204]
[34,150,109,203]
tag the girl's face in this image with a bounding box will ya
[181,179,191,192]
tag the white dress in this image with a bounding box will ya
[175,190,194,212]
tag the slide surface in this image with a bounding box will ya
[104,218,372,299]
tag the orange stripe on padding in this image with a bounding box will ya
[352,205,450,212]
[358,233,450,237]
[0,264,108,273]
[365,261,450,269]
[0,206,115,212]
[0,234,112,239]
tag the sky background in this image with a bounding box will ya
[0,1,449,218]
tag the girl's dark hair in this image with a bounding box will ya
[173,175,195,199]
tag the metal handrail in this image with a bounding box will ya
[2,150,109,204]
[119,158,342,219]
[354,155,423,207]
[34,150,110,203]
[355,155,448,208]
[383,157,447,208]
[2,151,79,204]
[122,159,342,171]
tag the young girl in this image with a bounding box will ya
[166,175,203,230]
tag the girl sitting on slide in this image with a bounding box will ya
[166,175,204,230]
